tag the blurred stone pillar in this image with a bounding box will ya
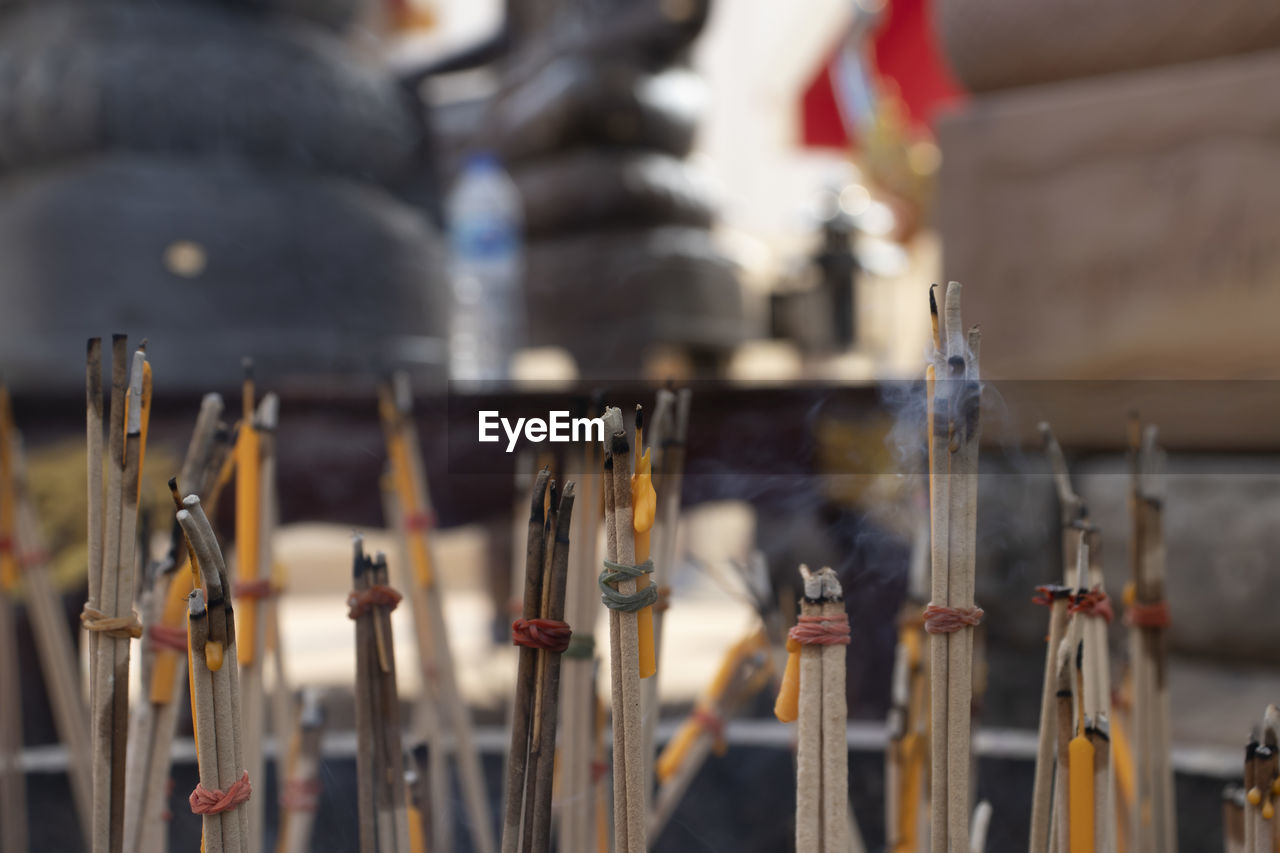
[935,0,1280,382]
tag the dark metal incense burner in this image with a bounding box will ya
[0,1,446,392]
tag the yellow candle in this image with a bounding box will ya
[236,418,262,665]
[1069,733,1096,853]
[149,569,195,704]
[774,637,802,723]
[632,447,658,678]
[379,392,435,587]
[137,359,153,492]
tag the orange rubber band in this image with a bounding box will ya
[922,603,984,634]
[788,612,852,645]
[189,771,252,815]
[346,584,402,619]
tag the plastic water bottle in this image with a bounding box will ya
[447,152,523,382]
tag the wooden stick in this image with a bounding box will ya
[501,469,549,853]
[1053,630,1077,853]
[528,483,575,853]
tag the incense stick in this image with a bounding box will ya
[378,373,494,853]
[279,689,327,853]
[501,469,549,852]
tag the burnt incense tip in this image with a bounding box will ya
[87,337,101,353]
[242,356,254,378]
[112,333,128,344]
[412,743,430,764]
[603,454,613,471]
[635,404,644,431]
[929,284,938,315]
[562,480,576,499]
[139,338,148,352]
[610,431,630,455]
[182,494,201,510]
[188,587,208,617]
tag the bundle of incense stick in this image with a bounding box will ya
[1127,418,1177,853]
[377,370,494,853]
[639,387,690,799]
[650,627,772,840]
[277,689,328,853]
[557,397,604,853]
[125,391,228,853]
[1240,705,1280,853]
[1028,423,1083,853]
[886,455,931,853]
[234,365,282,853]
[925,282,983,853]
[1045,528,1118,853]
[502,471,576,853]
[790,565,852,853]
[2,380,95,840]
[599,405,657,853]
[179,493,250,853]
[83,336,151,853]
[349,536,411,853]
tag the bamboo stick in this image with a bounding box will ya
[352,540,379,853]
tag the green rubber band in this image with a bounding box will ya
[563,634,596,659]
[599,558,658,613]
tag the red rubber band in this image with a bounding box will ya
[346,585,403,619]
[1068,587,1113,624]
[189,771,251,815]
[404,510,436,532]
[923,603,984,634]
[148,624,189,653]
[788,612,852,645]
[1126,600,1170,629]
[0,536,11,553]
[691,706,726,752]
[18,550,49,568]
[280,777,322,812]
[234,578,275,600]
[591,760,609,783]
[512,618,572,653]
[1032,585,1070,607]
